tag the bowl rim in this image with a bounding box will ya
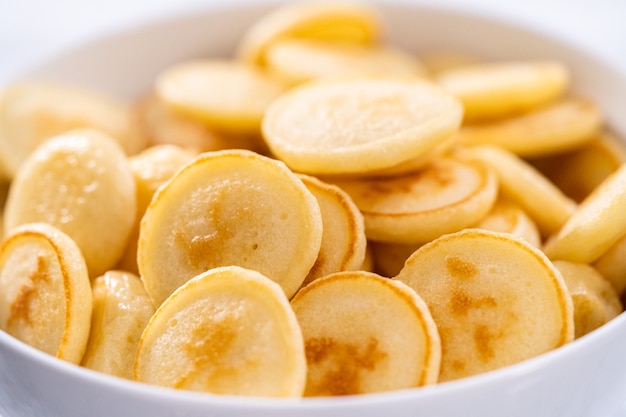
[2,310,626,408]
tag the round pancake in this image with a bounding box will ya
[298,174,366,287]
[266,39,425,86]
[435,60,569,121]
[370,241,421,278]
[116,144,195,274]
[291,270,441,396]
[156,60,286,134]
[543,163,626,263]
[0,222,92,364]
[530,131,626,202]
[457,145,576,237]
[394,228,574,382]
[237,1,382,66]
[134,265,306,397]
[553,260,622,339]
[138,149,323,305]
[457,97,601,157]
[332,157,498,244]
[81,270,155,379]
[594,234,626,295]
[0,81,142,180]
[4,129,137,277]
[262,77,463,175]
[476,197,541,247]
[129,91,241,154]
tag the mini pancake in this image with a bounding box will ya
[456,97,602,157]
[370,241,421,278]
[81,271,155,379]
[129,91,245,154]
[4,129,137,277]
[394,228,574,382]
[435,60,569,121]
[138,149,322,306]
[128,145,196,212]
[419,49,480,75]
[116,144,195,274]
[134,265,306,397]
[476,197,541,247]
[291,270,441,396]
[0,81,143,180]
[594,234,626,295]
[0,222,92,364]
[262,77,463,175]
[332,157,498,244]
[350,134,459,179]
[530,131,626,202]
[298,174,366,287]
[265,39,425,86]
[543,163,626,263]
[156,60,286,134]
[360,243,375,272]
[0,182,10,238]
[237,0,382,66]
[553,260,622,339]
[457,145,576,237]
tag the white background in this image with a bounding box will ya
[1,0,626,84]
[1,0,626,415]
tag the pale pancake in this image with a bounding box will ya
[298,174,366,287]
[360,243,375,272]
[138,149,322,305]
[129,91,234,154]
[116,144,195,274]
[394,228,574,382]
[81,271,155,379]
[435,60,569,121]
[457,145,576,237]
[419,49,480,75]
[0,222,92,364]
[553,260,622,338]
[237,0,382,66]
[348,134,459,179]
[370,241,421,278]
[531,131,626,202]
[134,266,306,397]
[594,234,626,295]
[262,77,463,175]
[543,163,626,263]
[457,97,601,157]
[156,60,286,134]
[266,39,425,86]
[332,157,497,244]
[476,197,541,247]
[0,81,143,180]
[291,270,440,396]
[4,129,137,277]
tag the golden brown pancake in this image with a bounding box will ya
[138,149,322,305]
[134,265,306,397]
[292,270,440,396]
[0,222,92,364]
[395,228,574,382]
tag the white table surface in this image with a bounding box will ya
[1,0,626,415]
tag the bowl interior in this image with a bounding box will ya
[2,2,626,417]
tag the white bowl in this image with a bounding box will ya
[2,2,626,416]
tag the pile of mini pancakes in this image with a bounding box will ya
[0,0,624,399]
